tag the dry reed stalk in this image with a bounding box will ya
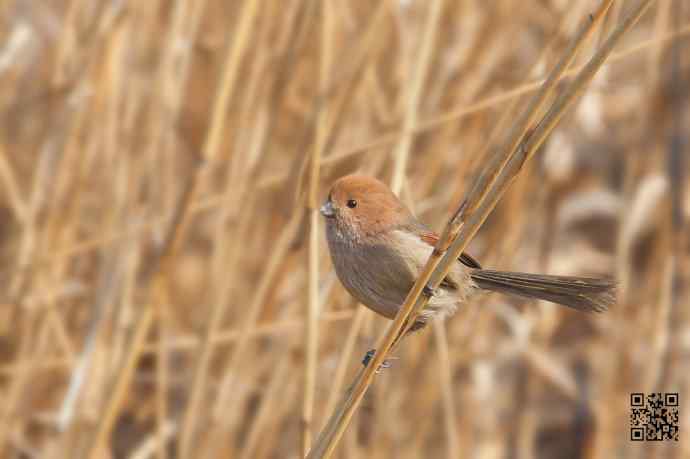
[207,300,304,457]
[53,1,197,453]
[433,321,459,459]
[322,307,367,416]
[55,261,123,433]
[207,211,303,429]
[645,12,689,457]
[318,2,388,159]
[238,351,292,459]
[177,54,270,455]
[390,0,444,193]
[53,17,133,451]
[307,2,653,457]
[302,2,334,454]
[648,0,673,87]
[0,146,27,222]
[521,344,578,398]
[129,421,176,459]
[200,0,259,164]
[174,0,262,452]
[0,309,358,377]
[292,0,389,206]
[35,131,97,370]
[257,0,321,206]
[52,0,87,87]
[178,3,318,447]
[82,159,207,457]
[253,377,301,459]
[655,9,689,432]
[155,291,171,459]
[43,4,135,391]
[81,300,153,458]
[321,21,690,167]
[0,36,86,446]
[151,3,208,457]
[172,191,251,451]
[175,117,262,459]
[7,128,59,299]
[0,307,40,452]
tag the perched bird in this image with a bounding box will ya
[320,175,615,333]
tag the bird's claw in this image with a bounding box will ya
[361,349,398,373]
[422,285,437,298]
[362,349,376,366]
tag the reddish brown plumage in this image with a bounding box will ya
[327,175,412,237]
[321,175,615,330]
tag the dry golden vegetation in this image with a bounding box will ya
[0,0,688,458]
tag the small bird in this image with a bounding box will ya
[320,175,615,335]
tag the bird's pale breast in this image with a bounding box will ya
[325,223,475,321]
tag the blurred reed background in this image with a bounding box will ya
[0,0,688,458]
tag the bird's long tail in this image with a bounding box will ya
[470,269,615,313]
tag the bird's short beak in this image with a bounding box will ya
[320,200,335,218]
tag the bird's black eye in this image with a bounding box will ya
[346,199,357,208]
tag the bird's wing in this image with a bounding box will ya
[418,231,482,269]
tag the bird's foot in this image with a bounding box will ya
[422,284,438,298]
[361,349,398,373]
[361,349,377,366]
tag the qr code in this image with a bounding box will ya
[630,393,679,441]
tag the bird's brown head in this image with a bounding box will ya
[320,175,413,239]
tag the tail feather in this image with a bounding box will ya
[470,269,615,313]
